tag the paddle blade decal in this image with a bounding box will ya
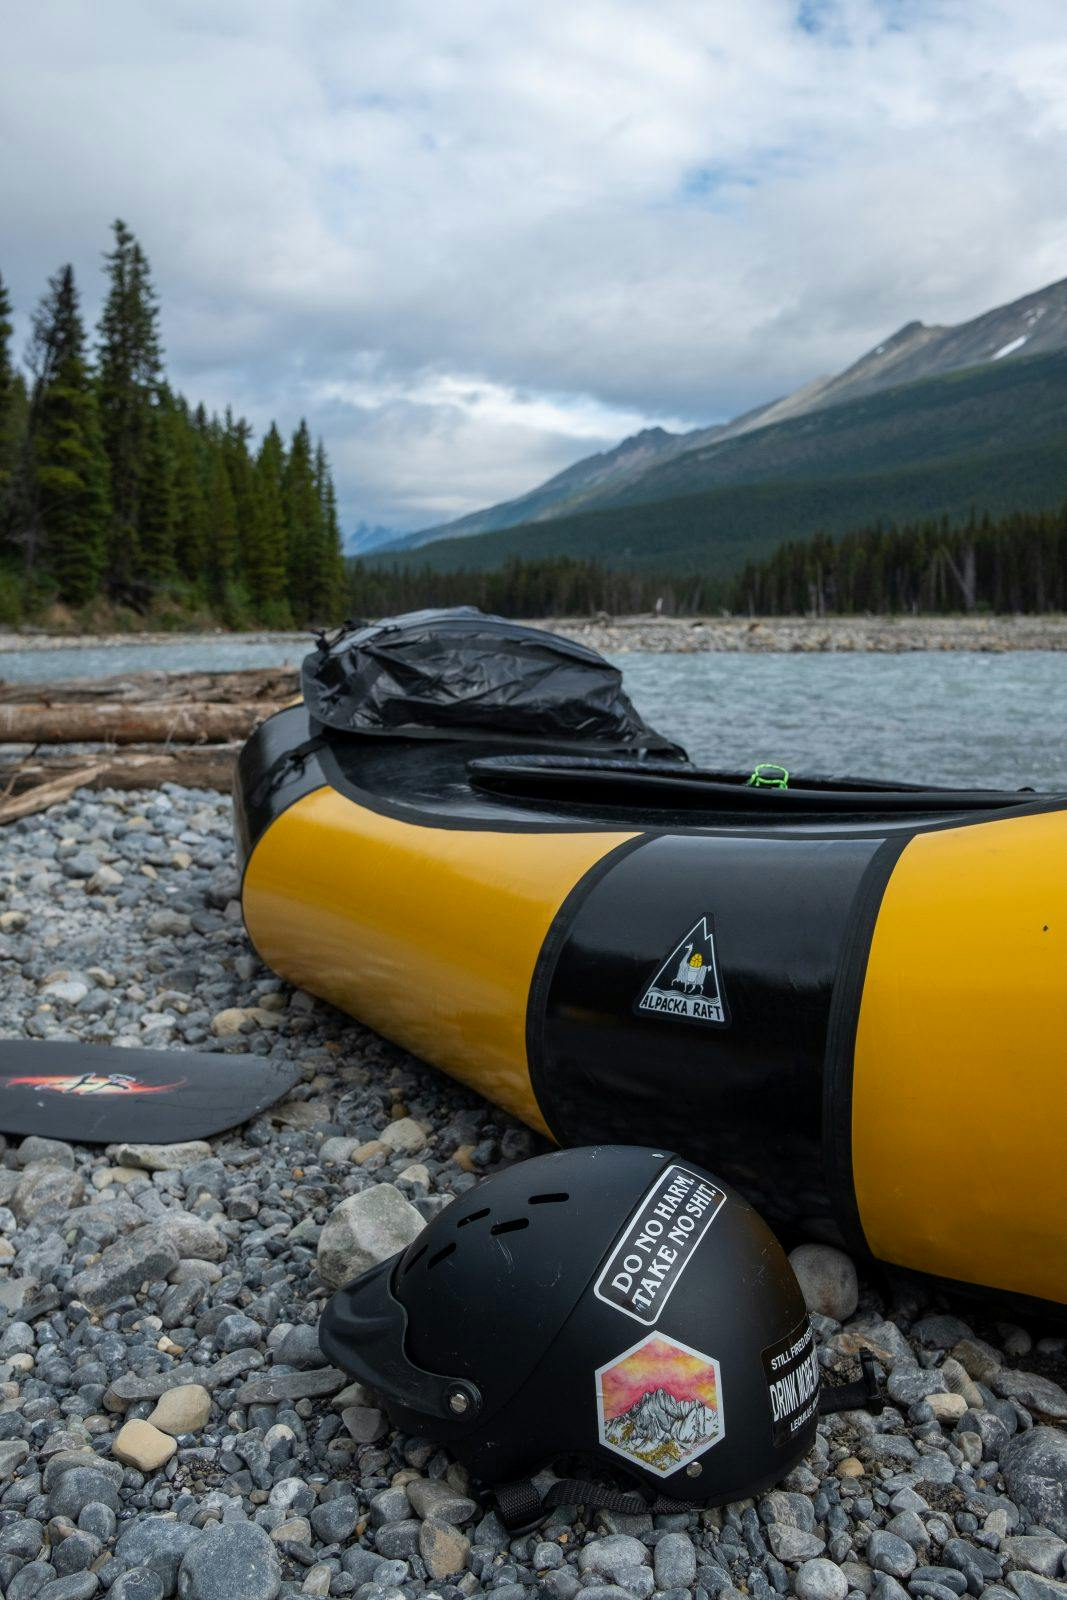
[0,1039,300,1144]
[3,1073,182,1096]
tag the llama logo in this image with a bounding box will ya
[596,1333,725,1477]
[636,916,728,1027]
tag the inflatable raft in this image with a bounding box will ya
[236,610,1067,1309]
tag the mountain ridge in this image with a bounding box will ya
[375,346,1067,577]
[394,275,1067,552]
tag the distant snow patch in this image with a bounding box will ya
[992,335,1028,360]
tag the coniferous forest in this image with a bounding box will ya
[0,222,345,628]
[350,502,1067,620]
[731,506,1067,617]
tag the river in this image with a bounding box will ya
[0,634,1062,790]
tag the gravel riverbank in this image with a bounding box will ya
[0,785,1064,1600]
[544,616,1067,654]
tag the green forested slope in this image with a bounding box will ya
[389,429,1067,577]
[602,350,1067,507]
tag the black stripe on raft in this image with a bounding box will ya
[525,834,654,1144]
[820,835,910,1259]
[526,832,887,1242]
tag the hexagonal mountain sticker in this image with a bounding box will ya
[595,1332,725,1477]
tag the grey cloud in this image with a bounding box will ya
[3,0,1066,529]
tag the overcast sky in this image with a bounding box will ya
[3,0,1067,536]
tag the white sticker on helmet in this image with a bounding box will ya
[762,1317,819,1447]
[596,1331,725,1477]
[594,1163,726,1326]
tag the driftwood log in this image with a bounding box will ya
[0,665,302,816]
[0,703,266,744]
[0,745,241,794]
[0,765,110,824]
[0,666,299,706]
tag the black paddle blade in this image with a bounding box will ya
[0,1039,301,1145]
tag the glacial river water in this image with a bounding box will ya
[0,635,1063,791]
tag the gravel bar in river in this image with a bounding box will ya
[0,783,1064,1600]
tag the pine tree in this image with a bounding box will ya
[252,423,291,623]
[24,266,110,604]
[97,219,162,594]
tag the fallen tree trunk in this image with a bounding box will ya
[0,746,238,796]
[0,666,300,706]
[0,702,265,744]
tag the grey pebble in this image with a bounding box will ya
[1006,1579,1067,1600]
[1002,1429,1067,1538]
[406,1476,477,1524]
[374,1520,422,1560]
[109,1574,167,1600]
[868,1533,918,1581]
[539,1570,581,1600]
[910,1570,966,1596]
[795,1560,850,1600]
[654,1533,697,1590]
[71,1226,179,1310]
[114,1517,203,1594]
[37,1576,100,1600]
[766,1526,827,1561]
[176,1523,281,1600]
[578,1535,650,1580]
[47,1469,120,1520]
[309,1496,361,1543]
[274,1324,325,1369]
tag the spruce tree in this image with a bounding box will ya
[168,397,209,590]
[0,271,22,522]
[0,273,12,413]
[205,443,237,603]
[25,266,110,604]
[312,439,345,619]
[252,423,291,623]
[138,403,176,585]
[222,410,260,595]
[97,219,162,593]
[283,420,322,622]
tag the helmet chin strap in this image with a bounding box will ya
[494,1476,704,1534]
[494,1354,884,1533]
[817,1351,884,1417]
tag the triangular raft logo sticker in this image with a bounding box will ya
[636,916,729,1027]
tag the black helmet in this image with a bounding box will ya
[319,1146,828,1520]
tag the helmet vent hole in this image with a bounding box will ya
[489,1218,530,1236]
[528,1192,569,1205]
[427,1242,457,1270]
[402,1242,428,1274]
[457,1208,490,1228]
